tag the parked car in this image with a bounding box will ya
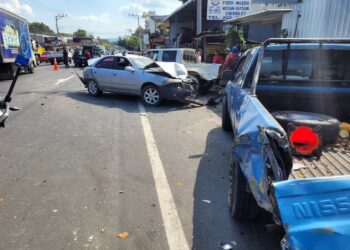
[77,46,101,67]
[48,50,72,65]
[39,51,52,63]
[222,38,350,249]
[83,55,194,106]
[145,48,220,94]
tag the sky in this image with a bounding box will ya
[0,0,182,38]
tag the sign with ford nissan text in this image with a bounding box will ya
[207,0,251,20]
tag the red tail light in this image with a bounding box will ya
[289,126,320,156]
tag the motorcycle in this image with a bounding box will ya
[0,55,30,128]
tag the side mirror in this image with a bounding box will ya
[125,66,135,72]
[222,70,234,81]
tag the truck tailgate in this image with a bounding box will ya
[290,139,350,179]
[273,176,350,250]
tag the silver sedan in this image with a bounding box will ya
[83,55,193,106]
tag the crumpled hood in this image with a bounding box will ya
[153,62,188,79]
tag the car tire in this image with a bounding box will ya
[228,156,259,221]
[222,96,233,131]
[141,85,161,106]
[187,74,200,93]
[272,111,340,145]
[87,80,102,97]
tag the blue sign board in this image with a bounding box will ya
[0,10,32,63]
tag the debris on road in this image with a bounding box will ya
[101,228,105,233]
[52,209,58,213]
[0,197,4,203]
[88,235,94,242]
[117,232,129,239]
[219,241,238,249]
[202,200,211,204]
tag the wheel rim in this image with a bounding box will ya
[189,76,200,92]
[144,88,159,104]
[88,81,98,95]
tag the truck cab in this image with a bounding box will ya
[222,39,350,250]
[145,48,220,94]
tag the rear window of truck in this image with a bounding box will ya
[259,49,350,85]
[162,51,177,62]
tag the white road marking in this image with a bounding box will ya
[138,102,190,250]
[55,75,75,85]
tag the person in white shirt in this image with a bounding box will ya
[195,49,202,63]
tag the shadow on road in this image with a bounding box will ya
[192,127,283,250]
[65,91,141,113]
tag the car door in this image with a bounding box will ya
[109,57,142,94]
[227,50,256,133]
[92,57,115,91]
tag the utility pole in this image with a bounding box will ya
[55,13,67,34]
[129,13,142,51]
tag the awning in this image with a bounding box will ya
[165,0,196,21]
[225,9,291,25]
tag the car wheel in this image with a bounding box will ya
[87,80,102,97]
[228,156,259,221]
[222,96,233,131]
[142,85,161,106]
[187,74,200,93]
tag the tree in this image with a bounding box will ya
[116,35,140,51]
[225,27,245,48]
[127,35,140,50]
[73,29,87,37]
[99,38,113,49]
[29,22,55,35]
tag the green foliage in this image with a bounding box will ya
[225,27,245,48]
[127,35,140,50]
[99,38,113,49]
[29,22,54,35]
[73,29,87,37]
[117,35,140,50]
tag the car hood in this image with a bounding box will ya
[146,62,188,79]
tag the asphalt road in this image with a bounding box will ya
[0,64,283,250]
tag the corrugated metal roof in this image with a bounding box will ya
[282,0,350,38]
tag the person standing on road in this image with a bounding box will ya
[63,47,69,69]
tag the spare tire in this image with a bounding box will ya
[272,111,340,145]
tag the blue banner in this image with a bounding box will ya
[0,11,32,61]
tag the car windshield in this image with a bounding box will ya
[130,57,155,69]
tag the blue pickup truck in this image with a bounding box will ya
[222,39,350,249]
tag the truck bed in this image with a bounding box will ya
[290,139,350,179]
